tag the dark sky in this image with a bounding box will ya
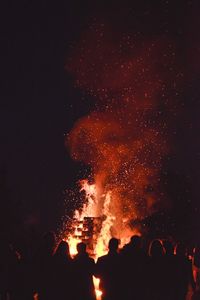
[0,0,200,236]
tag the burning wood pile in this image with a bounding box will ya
[69,216,103,257]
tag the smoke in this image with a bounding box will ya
[66,23,182,224]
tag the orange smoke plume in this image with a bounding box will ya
[65,23,182,236]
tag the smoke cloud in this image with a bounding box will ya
[66,23,183,226]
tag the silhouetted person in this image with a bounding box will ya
[148,239,166,300]
[121,235,142,254]
[120,235,148,300]
[9,243,34,300]
[36,231,56,300]
[54,240,72,262]
[73,242,96,300]
[96,238,121,300]
[163,239,174,256]
[174,242,195,300]
[0,242,18,300]
[192,245,200,300]
[162,240,177,300]
[52,241,74,299]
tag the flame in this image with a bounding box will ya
[65,180,137,300]
[66,180,115,257]
[93,277,103,300]
[79,179,98,218]
[67,235,81,256]
[94,191,115,257]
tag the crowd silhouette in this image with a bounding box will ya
[0,232,200,300]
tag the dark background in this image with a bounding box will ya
[0,0,200,242]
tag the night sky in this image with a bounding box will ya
[1,0,200,241]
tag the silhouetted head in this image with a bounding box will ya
[55,241,70,258]
[130,235,142,249]
[163,240,174,256]
[108,238,119,252]
[175,242,187,257]
[77,242,87,255]
[149,239,165,258]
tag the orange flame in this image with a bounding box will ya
[65,180,139,300]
